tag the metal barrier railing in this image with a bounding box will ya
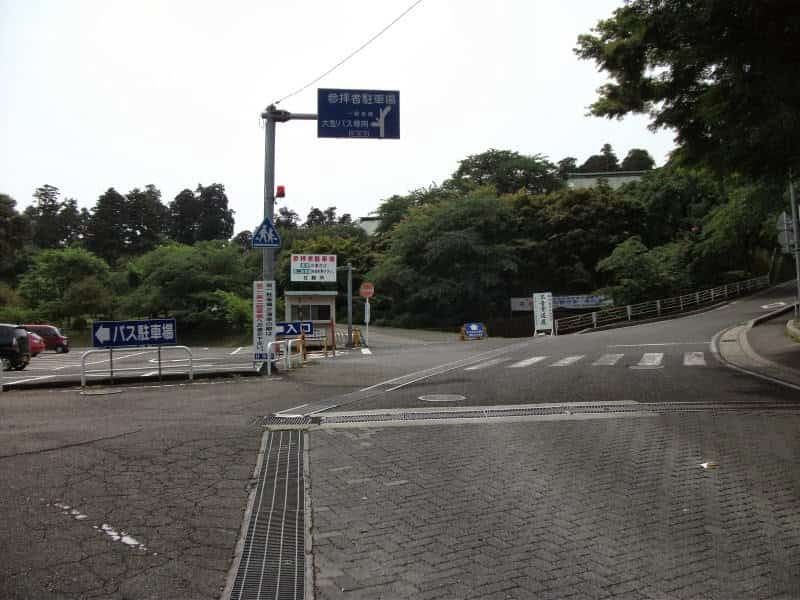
[81,345,193,387]
[554,275,770,335]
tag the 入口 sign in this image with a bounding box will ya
[290,254,337,282]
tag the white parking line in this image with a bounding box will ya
[635,353,664,368]
[508,356,548,368]
[3,375,56,385]
[593,353,624,366]
[550,356,584,367]
[361,348,372,355]
[231,347,244,355]
[683,352,706,366]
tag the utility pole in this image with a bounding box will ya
[347,262,353,347]
[789,171,800,319]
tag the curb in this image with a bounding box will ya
[787,318,800,343]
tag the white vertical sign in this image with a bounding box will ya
[533,292,554,333]
[253,280,276,361]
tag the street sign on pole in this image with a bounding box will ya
[533,292,554,334]
[252,217,281,248]
[92,319,177,348]
[359,282,374,298]
[253,281,276,361]
[318,89,400,139]
[275,321,314,336]
[291,254,337,282]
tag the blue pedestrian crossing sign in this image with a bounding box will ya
[252,217,281,248]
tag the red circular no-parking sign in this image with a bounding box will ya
[359,282,374,299]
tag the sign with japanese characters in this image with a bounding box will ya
[533,292,554,333]
[92,319,177,348]
[253,280,276,361]
[552,295,613,309]
[317,88,400,139]
[290,254,337,282]
[276,321,314,336]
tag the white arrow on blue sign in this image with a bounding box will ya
[252,217,281,248]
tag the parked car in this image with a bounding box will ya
[0,323,31,371]
[27,331,46,357]
[23,324,70,353]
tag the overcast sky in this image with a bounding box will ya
[1,0,676,234]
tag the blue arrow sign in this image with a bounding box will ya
[92,319,177,348]
[318,89,400,139]
[276,321,314,336]
[252,217,281,248]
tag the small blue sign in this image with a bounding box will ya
[276,321,314,336]
[92,319,177,348]
[463,322,485,339]
[318,88,400,139]
[252,217,281,248]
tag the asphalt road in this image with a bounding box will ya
[2,283,799,600]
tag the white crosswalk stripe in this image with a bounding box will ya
[683,351,706,366]
[464,358,508,371]
[550,355,585,367]
[635,353,664,368]
[508,356,548,368]
[592,353,624,366]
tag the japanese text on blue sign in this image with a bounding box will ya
[92,319,176,348]
[318,89,400,139]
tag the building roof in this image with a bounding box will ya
[566,170,650,179]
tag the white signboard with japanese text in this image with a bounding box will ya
[533,292,554,334]
[553,295,613,309]
[253,280,276,361]
[510,297,534,312]
[290,254,337,282]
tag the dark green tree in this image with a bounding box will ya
[26,184,62,249]
[323,206,337,225]
[446,149,563,195]
[275,207,299,229]
[85,188,128,263]
[57,198,87,246]
[195,183,234,241]
[125,185,168,254]
[578,144,619,173]
[232,230,253,252]
[169,189,201,244]
[557,157,578,180]
[575,0,800,178]
[305,207,326,227]
[0,194,32,281]
[620,149,655,171]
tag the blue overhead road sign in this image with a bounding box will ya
[252,217,281,248]
[92,319,177,348]
[318,89,400,139]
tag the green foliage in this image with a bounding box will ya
[0,194,32,282]
[446,149,563,195]
[620,149,655,171]
[18,247,112,323]
[578,144,620,173]
[85,187,128,263]
[575,0,800,178]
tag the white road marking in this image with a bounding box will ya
[636,353,664,368]
[464,358,508,371]
[683,352,706,366]
[609,342,708,347]
[593,353,624,366]
[507,356,548,368]
[550,355,585,367]
[142,371,159,377]
[230,347,244,355]
[3,375,56,385]
[361,348,372,355]
[276,403,309,417]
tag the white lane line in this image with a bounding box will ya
[593,353,624,366]
[275,403,309,417]
[115,351,155,361]
[550,355,584,367]
[609,342,708,347]
[507,356,548,368]
[464,358,508,371]
[142,371,159,377]
[231,347,244,355]
[683,352,706,366]
[3,375,56,385]
[635,353,664,368]
[361,348,372,355]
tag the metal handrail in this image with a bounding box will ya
[287,337,305,368]
[554,274,770,334]
[81,345,193,387]
[265,340,287,376]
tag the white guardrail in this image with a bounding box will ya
[81,345,194,387]
[554,275,771,335]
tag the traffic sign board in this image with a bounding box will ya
[252,217,281,248]
[463,323,485,339]
[318,89,400,139]
[92,319,177,348]
[359,282,374,298]
[276,321,314,336]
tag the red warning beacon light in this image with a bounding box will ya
[276,185,286,198]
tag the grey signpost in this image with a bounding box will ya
[790,175,800,319]
[257,89,400,360]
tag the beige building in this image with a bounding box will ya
[566,170,648,190]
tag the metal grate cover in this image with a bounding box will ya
[230,430,305,600]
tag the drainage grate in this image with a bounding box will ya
[258,415,318,427]
[230,430,304,600]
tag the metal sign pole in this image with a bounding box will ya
[262,109,277,282]
[347,263,353,347]
[789,172,800,319]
